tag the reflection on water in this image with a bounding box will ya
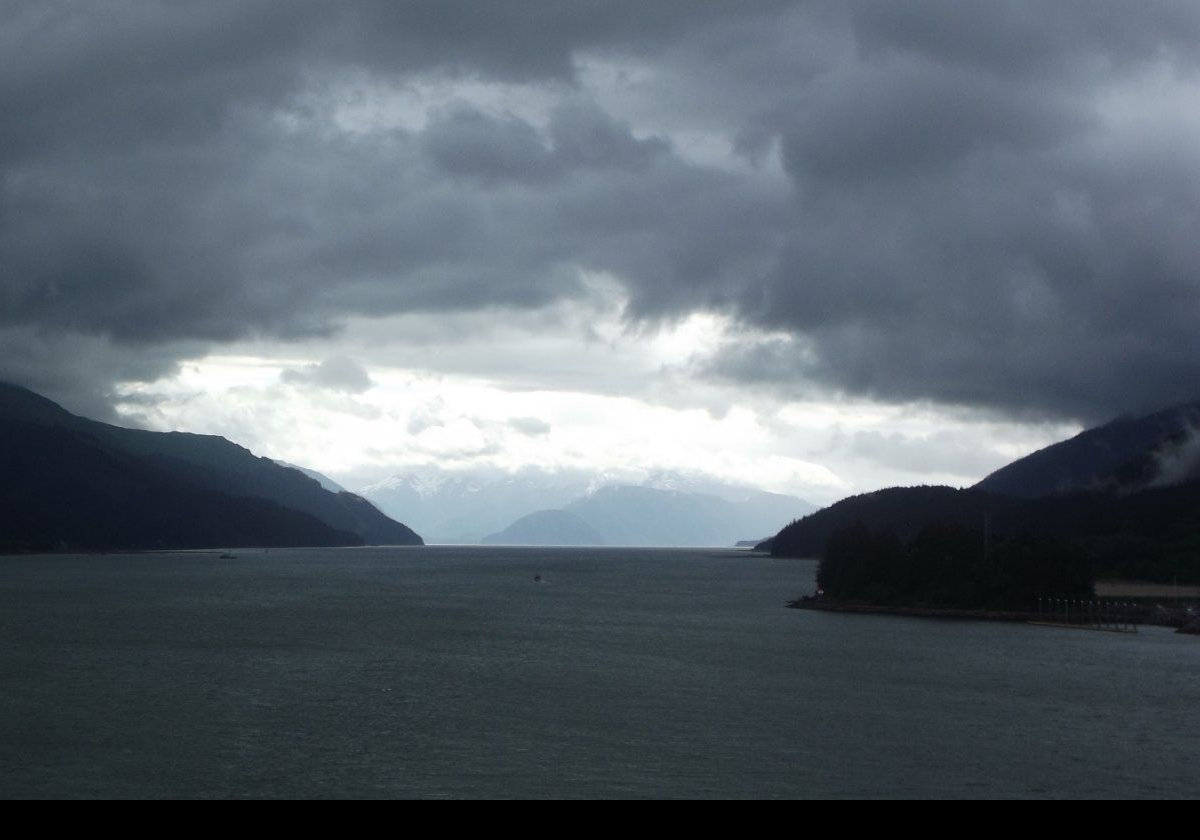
[1,546,1197,798]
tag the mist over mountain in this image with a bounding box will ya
[562,484,808,547]
[274,461,347,494]
[0,382,421,551]
[974,402,1200,498]
[361,469,594,543]
[363,467,814,545]
[483,509,606,547]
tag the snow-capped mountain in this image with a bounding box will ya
[361,466,814,545]
[360,468,593,543]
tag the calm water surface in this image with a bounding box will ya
[1,546,1197,798]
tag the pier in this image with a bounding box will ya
[1031,598,1137,633]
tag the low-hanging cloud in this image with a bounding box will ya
[280,357,374,393]
[508,416,552,437]
[2,1,1200,425]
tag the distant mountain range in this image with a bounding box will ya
[0,382,422,552]
[361,470,594,543]
[766,400,1200,583]
[481,484,810,547]
[363,468,816,546]
[483,509,607,546]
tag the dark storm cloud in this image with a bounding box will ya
[846,0,1200,76]
[705,1,1200,422]
[421,101,668,184]
[0,325,201,423]
[3,1,1200,423]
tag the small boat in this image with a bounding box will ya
[219,552,238,560]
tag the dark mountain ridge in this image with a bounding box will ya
[769,399,1200,583]
[0,417,362,552]
[0,382,422,551]
[974,401,1200,498]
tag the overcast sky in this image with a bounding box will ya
[4,1,1198,502]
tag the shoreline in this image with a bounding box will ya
[787,596,1200,634]
[787,597,1039,624]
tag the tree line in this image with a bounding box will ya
[816,522,1094,609]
